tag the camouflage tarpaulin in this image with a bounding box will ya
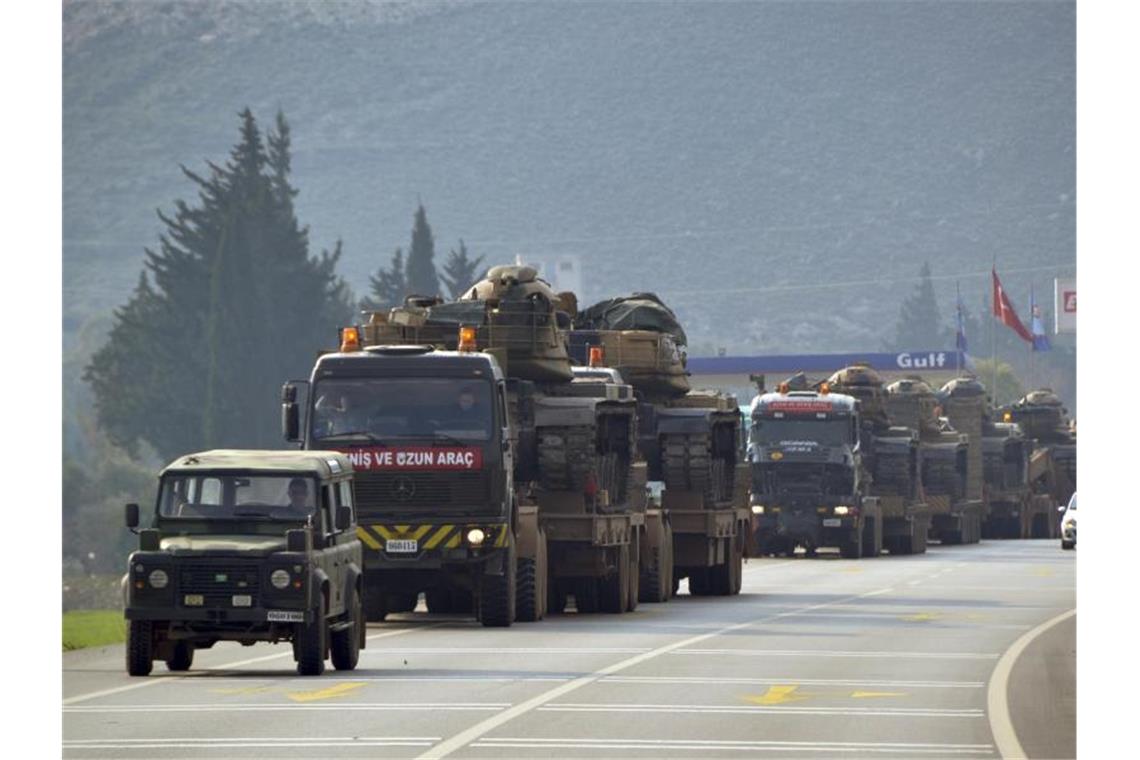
[575,293,688,347]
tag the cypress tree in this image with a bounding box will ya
[404,203,441,297]
[85,108,353,459]
[890,262,945,350]
[440,240,485,299]
[363,247,408,311]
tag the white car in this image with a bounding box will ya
[1059,492,1076,550]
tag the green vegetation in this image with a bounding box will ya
[972,358,1027,408]
[63,610,125,651]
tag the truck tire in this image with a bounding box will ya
[688,568,711,596]
[840,526,864,559]
[479,541,516,627]
[364,585,388,622]
[640,527,668,603]
[164,641,194,672]
[426,588,453,614]
[574,578,600,613]
[707,536,740,595]
[517,528,548,622]
[548,581,568,615]
[600,544,629,614]
[663,523,675,601]
[861,517,882,558]
[126,620,154,677]
[331,587,362,671]
[731,533,744,595]
[626,537,640,612]
[295,614,327,676]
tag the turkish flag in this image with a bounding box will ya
[992,268,1033,343]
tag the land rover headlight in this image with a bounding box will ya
[466,528,486,546]
[833,506,851,516]
[270,569,291,590]
[751,505,765,515]
[148,569,169,589]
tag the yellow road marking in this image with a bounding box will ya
[745,684,809,705]
[903,612,941,622]
[1034,567,1054,577]
[851,690,906,699]
[841,567,863,573]
[286,681,366,703]
[211,686,274,695]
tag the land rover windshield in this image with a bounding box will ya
[310,378,494,443]
[158,473,318,520]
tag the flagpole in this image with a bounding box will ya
[991,260,997,404]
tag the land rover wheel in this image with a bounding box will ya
[295,614,327,676]
[164,640,193,672]
[331,587,362,671]
[126,620,154,677]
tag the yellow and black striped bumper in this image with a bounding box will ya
[356,522,510,554]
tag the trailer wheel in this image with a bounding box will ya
[839,525,864,559]
[663,523,675,601]
[626,537,640,612]
[126,620,154,677]
[600,544,629,613]
[164,640,194,672]
[574,579,599,614]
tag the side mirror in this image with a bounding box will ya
[282,384,300,442]
[125,503,139,530]
[1058,505,1067,512]
[335,505,352,531]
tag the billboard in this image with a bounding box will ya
[1054,277,1076,334]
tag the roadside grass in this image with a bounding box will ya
[63,609,125,651]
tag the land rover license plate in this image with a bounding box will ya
[386,539,418,553]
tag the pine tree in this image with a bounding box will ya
[889,262,945,350]
[84,108,353,459]
[363,247,408,311]
[440,240,485,299]
[405,203,441,297]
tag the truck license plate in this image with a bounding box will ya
[822,518,841,527]
[386,539,418,553]
[232,595,252,607]
[267,610,305,622]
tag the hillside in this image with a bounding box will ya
[63,0,1074,357]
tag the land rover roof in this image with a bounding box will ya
[160,450,354,479]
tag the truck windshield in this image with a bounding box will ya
[311,378,494,442]
[158,474,317,520]
[752,416,851,447]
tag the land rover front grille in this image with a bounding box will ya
[178,562,261,607]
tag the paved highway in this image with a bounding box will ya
[63,540,1074,759]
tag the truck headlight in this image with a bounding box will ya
[148,569,169,589]
[751,505,765,515]
[467,528,486,546]
[270,569,291,590]
[833,506,850,516]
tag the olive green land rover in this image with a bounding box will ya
[122,450,364,676]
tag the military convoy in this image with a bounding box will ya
[121,264,1075,674]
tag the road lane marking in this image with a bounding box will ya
[64,737,440,751]
[851,690,907,698]
[672,648,999,659]
[62,623,440,706]
[602,676,984,688]
[538,703,983,718]
[415,585,900,760]
[470,737,995,755]
[286,681,366,702]
[747,684,808,705]
[986,607,1076,760]
[364,647,650,655]
[65,702,510,713]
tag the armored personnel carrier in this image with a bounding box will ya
[826,365,929,555]
[884,377,982,544]
[1000,389,1077,537]
[569,293,748,598]
[316,265,642,621]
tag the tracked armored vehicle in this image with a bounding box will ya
[826,365,929,555]
[569,293,748,598]
[322,265,642,620]
[1000,389,1076,538]
[884,377,982,545]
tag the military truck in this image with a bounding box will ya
[826,366,929,555]
[747,383,882,558]
[569,293,747,597]
[320,265,642,620]
[283,343,524,626]
[1000,389,1077,538]
[939,377,1034,539]
[122,450,364,676]
[884,377,982,544]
